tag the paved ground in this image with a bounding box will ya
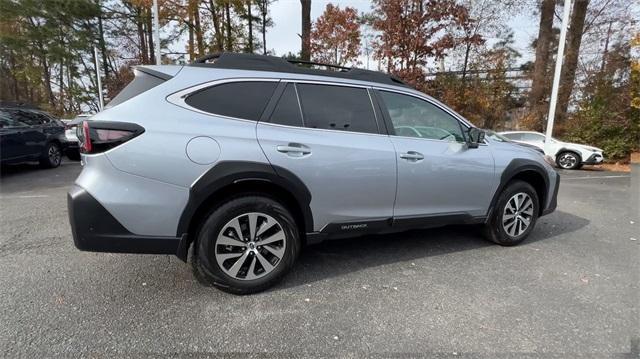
[0,161,638,357]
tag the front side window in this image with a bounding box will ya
[379,91,465,142]
[185,81,278,121]
[296,83,379,134]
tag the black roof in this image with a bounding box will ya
[189,52,407,87]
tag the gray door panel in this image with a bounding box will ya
[391,138,495,217]
[257,123,397,232]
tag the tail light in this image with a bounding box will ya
[79,121,144,154]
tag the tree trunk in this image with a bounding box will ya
[261,1,267,54]
[556,0,589,123]
[136,7,148,63]
[300,0,311,61]
[224,2,233,51]
[600,21,613,73]
[146,6,155,64]
[461,42,471,80]
[194,2,204,56]
[247,1,253,53]
[41,54,55,107]
[188,1,195,60]
[528,0,555,131]
[208,0,224,52]
[97,8,109,80]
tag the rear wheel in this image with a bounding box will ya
[39,142,62,168]
[193,195,301,294]
[556,151,581,170]
[483,180,539,246]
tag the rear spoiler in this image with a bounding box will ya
[105,65,183,109]
[134,65,183,80]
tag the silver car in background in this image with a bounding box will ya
[68,53,559,294]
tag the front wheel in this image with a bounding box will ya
[483,180,539,246]
[39,142,62,168]
[556,151,581,170]
[193,195,301,294]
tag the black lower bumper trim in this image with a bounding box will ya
[582,153,604,165]
[67,185,181,255]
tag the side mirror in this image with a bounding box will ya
[467,128,485,148]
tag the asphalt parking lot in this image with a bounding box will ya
[0,161,638,357]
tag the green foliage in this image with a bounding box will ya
[564,42,639,161]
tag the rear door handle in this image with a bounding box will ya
[399,151,424,161]
[276,143,311,157]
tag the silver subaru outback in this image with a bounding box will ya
[68,53,559,294]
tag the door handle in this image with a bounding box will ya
[276,143,311,157]
[399,151,424,161]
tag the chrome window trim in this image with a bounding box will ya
[166,76,486,145]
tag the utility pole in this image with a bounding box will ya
[94,47,104,111]
[544,0,571,155]
[153,0,161,65]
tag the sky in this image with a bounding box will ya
[265,0,540,70]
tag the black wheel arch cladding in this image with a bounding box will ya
[176,161,313,259]
[487,158,551,219]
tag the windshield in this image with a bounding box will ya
[484,130,511,142]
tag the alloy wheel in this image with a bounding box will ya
[48,144,61,166]
[558,153,577,169]
[502,192,534,237]
[214,212,286,281]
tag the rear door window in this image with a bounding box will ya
[268,83,303,127]
[296,83,379,134]
[186,81,278,121]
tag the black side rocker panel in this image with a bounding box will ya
[175,161,314,260]
[68,185,182,255]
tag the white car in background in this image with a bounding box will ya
[62,114,92,160]
[499,131,604,170]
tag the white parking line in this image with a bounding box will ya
[563,175,630,180]
[0,194,50,199]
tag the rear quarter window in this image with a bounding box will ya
[185,81,278,121]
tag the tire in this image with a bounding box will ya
[483,180,539,246]
[556,151,581,170]
[39,142,62,168]
[192,195,301,294]
[66,149,81,161]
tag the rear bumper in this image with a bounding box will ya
[67,185,183,256]
[582,153,604,165]
[541,172,560,216]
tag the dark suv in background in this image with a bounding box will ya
[0,103,67,168]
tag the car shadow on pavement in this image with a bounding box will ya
[275,210,590,291]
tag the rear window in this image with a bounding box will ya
[185,81,278,121]
[296,84,378,134]
[106,69,166,108]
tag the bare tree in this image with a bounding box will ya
[528,0,556,131]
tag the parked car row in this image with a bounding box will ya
[0,102,92,169]
[0,103,67,168]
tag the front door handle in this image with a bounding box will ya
[399,151,424,161]
[276,143,311,157]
